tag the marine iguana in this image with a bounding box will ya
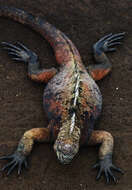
[0,6,125,183]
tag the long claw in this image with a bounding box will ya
[7,162,17,176]
[16,42,30,52]
[18,162,22,175]
[104,169,110,184]
[8,52,20,57]
[96,168,102,180]
[93,153,124,183]
[0,155,13,160]
[1,42,22,51]
[112,165,124,174]
[106,32,125,41]
[12,57,24,62]
[108,169,117,184]
[0,152,27,176]
[108,36,124,43]
[108,42,122,47]
[1,41,37,63]
[98,33,113,42]
[1,160,15,171]
[3,47,19,54]
[94,32,125,55]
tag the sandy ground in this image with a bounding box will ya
[0,0,131,189]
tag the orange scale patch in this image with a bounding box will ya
[91,68,111,81]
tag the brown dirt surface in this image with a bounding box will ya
[0,0,131,189]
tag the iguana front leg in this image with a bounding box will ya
[1,42,57,83]
[88,32,125,81]
[88,130,124,183]
[0,127,51,175]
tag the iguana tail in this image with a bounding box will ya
[0,6,81,65]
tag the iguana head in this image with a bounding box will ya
[54,137,79,164]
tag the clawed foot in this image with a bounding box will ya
[1,41,38,63]
[93,155,124,184]
[0,152,28,175]
[93,32,125,55]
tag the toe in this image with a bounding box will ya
[98,33,113,42]
[107,32,125,41]
[3,47,19,54]
[108,36,124,43]
[108,42,122,47]
[96,168,103,180]
[104,169,110,184]
[7,161,17,176]
[18,162,22,175]
[1,42,21,51]
[112,165,124,174]
[16,42,30,52]
[0,155,13,160]
[12,57,24,62]
[1,160,15,171]
[108,168,118,184]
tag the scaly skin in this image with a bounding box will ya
[0,6,125,183]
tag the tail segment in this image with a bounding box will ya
[0,6,79,65]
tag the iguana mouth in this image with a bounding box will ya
[56,150,74,164]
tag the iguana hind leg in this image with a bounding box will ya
[0,127,51,175]
[88,32,125,81]
[88,130,124,183]
[1,42,57,83]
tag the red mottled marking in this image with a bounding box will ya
[28,68,57,83]
[49,99,61,114]
[44,96,65,120]
[55,45,73,64]
[90,68,111,81]
[79,82,93,114]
